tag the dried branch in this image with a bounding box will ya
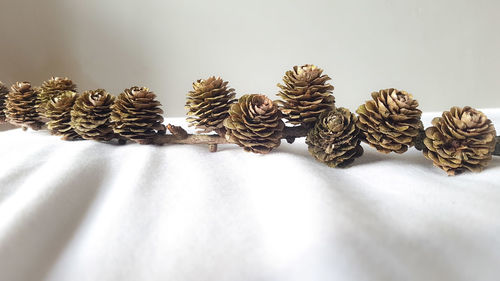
[494,136,500,156]
[151,124,311,151]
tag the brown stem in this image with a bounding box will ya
[208,144,218,152]
[152,133,230,145]
[414,129,426,151]
[151,124,310,149]
[494,136,500,156]
[6,122,46,131]
[282,125,311,140]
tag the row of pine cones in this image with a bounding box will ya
[0,64,497,176]
[185,65,497,175]
[0,79,166,144]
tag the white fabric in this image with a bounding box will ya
[0,109,499,281]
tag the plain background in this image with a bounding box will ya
[0,0,499,116]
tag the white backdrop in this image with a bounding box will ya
[0,0,499,115]
[1,111,500,281]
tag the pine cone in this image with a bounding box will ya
[111,86,165,144]
[306,107,364,167]
[4,82,44,130]
[356,88,423,153]
[277,64,335,126]
[36,77,77,116]
[186,77,236,134]
[423,106,497,175]
[46,91,82,140]
[70,89,115,141]
[0,82,9,122]
[223,94,284,154]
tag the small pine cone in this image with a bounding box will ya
[4,82,44,130]
[423,106,497,175]
[111,86,165,144]
[224,94,284,154]
[185,77,236,133]
[0,82,9,122]
[46,91,82,140]
[277,64,335,126]
[306,108,364,167]
[70,89,115,141]
[356,88,423,154]
[36,77,77,116]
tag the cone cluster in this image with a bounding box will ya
[0,71,498,176]
[224,94,284,154]
[36,77,77,116]
[356,88,423,154]
[46,91,81,140]
[0,82,9,122]
[70,89,115,141]
[423,106,497,175]
[111,86,165,144]
[186,77,236,133]
[4,82,43,130]
[277,64,335,126]
[306,108,364,167]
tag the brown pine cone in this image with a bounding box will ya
[46,91,82,140]
[70,89,115,141]
[423,106,497,175]
[277,64,335,126]
[0,82,9,122]
[223,94,284,154]
[36,77,77,116]
[111,86,165,144]
[185,77,236,134]
[306,108,364,167]
[356,88,423,153]
[4,82,44,130]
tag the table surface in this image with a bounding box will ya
[0,109,499,281]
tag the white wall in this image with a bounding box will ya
[1,0,499,116]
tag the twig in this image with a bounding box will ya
[152,133,230,145]
[494,136,500,156]
[151,124,311,151]
[413,129,426,151]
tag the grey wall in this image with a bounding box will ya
[0,0,499,116]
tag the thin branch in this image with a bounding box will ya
[494,136,500,156]
[0,121,46,131]
[152,133,230,145]
[151,124,311,151]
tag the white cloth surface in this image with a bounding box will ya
[0,110,499,281]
